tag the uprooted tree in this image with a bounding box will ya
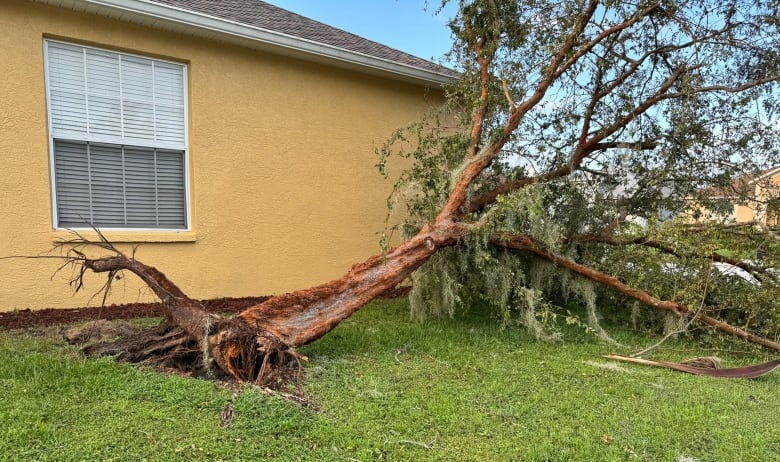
[48,0,780,384]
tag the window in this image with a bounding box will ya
[45,40,188,229]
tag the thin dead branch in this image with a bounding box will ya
[630,269,712,358]
[606,354,780,378]
[501,77,516,109]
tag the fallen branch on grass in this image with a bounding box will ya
[605,354,780,378]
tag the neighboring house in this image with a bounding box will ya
[693,167,780,226]
[0,0,455,310]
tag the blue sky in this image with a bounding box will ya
[264,0,457,62]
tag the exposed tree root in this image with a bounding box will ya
[207,317,305,387]
[66,319,305,386]
[71,321,202,375]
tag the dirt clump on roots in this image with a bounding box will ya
[63,319,143,344]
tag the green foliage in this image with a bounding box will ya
[406,187,611,341]
[378,0,780,342]
[376,113,469,239]
[591,219,780,340]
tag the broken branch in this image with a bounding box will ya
[606,354,780,378]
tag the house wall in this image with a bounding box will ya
[688,201,758,224]
[730,175,780,224]
[690,172,780,225]
[0,0,444,310]
[734,203,756,223]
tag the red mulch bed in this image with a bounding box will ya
[0,287,410,330]
[0,297,268,330]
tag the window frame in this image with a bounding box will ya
[43,39,191,232]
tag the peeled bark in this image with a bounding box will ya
[606,355,780,378]
[76,222,466,384]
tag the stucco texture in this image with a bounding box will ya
[0,0,444,310]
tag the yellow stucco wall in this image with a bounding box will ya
[688,172,780,225]
[726,173,780,223]
[734,203,755,223]
[0,0,444,310]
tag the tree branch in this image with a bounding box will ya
[434,1,601,222]
[464,140,658,214]
[466,40,492,159]
[552,2,661,81]
[490,233,780,351]
[568,233,770,282]
[49,233,212,342]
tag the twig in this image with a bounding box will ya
[501,77,516,109]
[396,439,435,450]
[257,386,310,407]
[631,268,712,357]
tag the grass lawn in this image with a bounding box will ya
[1,298,778,461]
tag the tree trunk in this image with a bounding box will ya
[207,222,465,382]
[79,222,465,384]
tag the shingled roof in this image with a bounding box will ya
[35,0,455,85]
[152,0,452,75]
[700,166,780,198]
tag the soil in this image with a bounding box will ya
[0,286,410,330]
[0,296,269,330]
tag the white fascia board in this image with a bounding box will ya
[749,166,780,185]
[36,0,455,86]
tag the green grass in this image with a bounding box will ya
[1,299,778,461]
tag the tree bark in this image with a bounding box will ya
[77,222,466,384]
[206,222,466,382]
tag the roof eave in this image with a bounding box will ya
[33,0,455,87]
[748,166,780,185]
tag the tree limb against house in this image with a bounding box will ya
[25,0,780,384]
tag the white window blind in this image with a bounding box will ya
[45,41,188,230]
[53,141,186,228]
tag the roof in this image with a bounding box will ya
[701,166,780,198]
[33,0,457,86]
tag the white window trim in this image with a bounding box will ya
[43,39,191,232]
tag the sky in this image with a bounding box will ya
[264,0,457,63]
